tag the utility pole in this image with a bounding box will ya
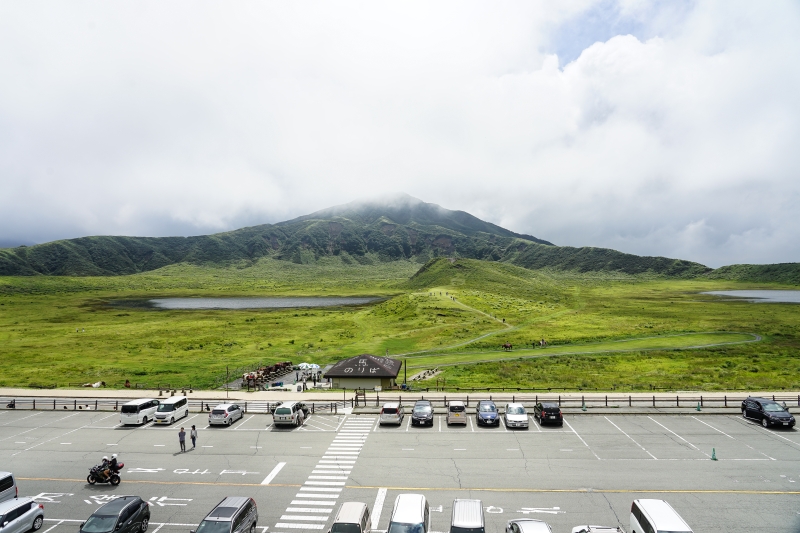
[226,366,229,399]
[404,359,407,385]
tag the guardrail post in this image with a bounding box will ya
[558,395,561,406]
[628,395,631,407]
[53,399,56,410]
[605,395,608,407]
[653,395,655,407]
[33,399,35,410]
[700,396,703,407]
[676,395,679,407]
[724,395,727,407]
[244,402,247,414]
[74,399,77,410]
[95,400,98,410]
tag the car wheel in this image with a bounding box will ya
[141,519,149,533]
[170,417,175,424]
[142,416,148,424]
[762,418,769,428]
[249,523,257,533]
[742,409,747,418]
[32,516,43,531]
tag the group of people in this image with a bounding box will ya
[177,425,198,452]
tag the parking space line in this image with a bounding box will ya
[648,416,709,458]
[12,413,116,457]
[501,417,509,432]
[233,414,256,430]
[604,416,657,460]
[42,519,64,533]
[468,417,474,432]
[261,462,287,485]
[692,416,776,461]
[531,415,541,432]
[438,416,442,432]
[371,488,387,530]
[563,420,600,460]
[739,417,800,448]
[1,411,43,425]
[372,418,380,432]
[1,413,79,442]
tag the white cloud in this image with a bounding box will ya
[0,0,799,267]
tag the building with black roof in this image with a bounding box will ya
[323,354,402,389]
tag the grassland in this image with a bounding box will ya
[1,257,799,391]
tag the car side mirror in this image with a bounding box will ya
[190,530,196,533]
[81,523,86,528]
[116,524,123,530]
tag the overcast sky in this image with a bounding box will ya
[1,1,799,267]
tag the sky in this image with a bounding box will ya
[1,1,799,268]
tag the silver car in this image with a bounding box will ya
[572,526,625,533]
[504,403,529,429]
[209,404,244,426]
[0,498,44,533]
[507,519,552,533]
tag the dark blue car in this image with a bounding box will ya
[476,400,499,426]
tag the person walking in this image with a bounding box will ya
[178,427,186,452]
[190,425,197,449]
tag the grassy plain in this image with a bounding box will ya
[1,257,798,391]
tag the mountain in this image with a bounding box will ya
[0,194,709,277]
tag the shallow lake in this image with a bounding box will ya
[113,296,381,310]
[702,290,800,303]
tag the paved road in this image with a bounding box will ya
[1,409,799,533]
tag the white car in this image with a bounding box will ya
[379,403,404,425]
[208,403,244,426]
[504,403,529,429]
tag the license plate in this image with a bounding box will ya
[784,422,789,425]
[549,415,556,419]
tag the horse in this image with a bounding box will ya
[501,342,513,351]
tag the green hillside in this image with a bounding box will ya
[0,194,715,278]
[706,263,800,285]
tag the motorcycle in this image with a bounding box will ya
[87,463,124,486]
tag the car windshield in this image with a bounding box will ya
[383,408,398,414]
[507,407,525,415]
[479,404,496,412]
[157,404,175,412]
[82,516,118,533]
[414,406,431,413]
[331,524,362,533]
[275,407,291,415]
[388,523,424,533]
[763,403,786,412]
[195,521,232,533]
[450,406,465,412]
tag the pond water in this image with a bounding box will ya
[702,290,800,303]
[113,296,381,310]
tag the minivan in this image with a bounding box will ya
[120,399,160,425]
[388,494,429,533]
[630,499,692,533]
[0,497,44,533]
[153,395,189,425]
[380,403,405,426]
[273,401,307,427]
[0,472,17,504]
[446,401,467,426]
[328,502,371,533]
[192,497,258,533]
[450,499,484,533]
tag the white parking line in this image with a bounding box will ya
[261,462,287,485]
[0,413,78,442]
[286,508,332,513]
[468,417,475,432]
[233,414,256,430]
[11,413,115,457]
[405,416,412,432]
[42,519,64,533]
[531,415,541,432]
[563,420,600,460]
[371,488,387,530]
[372,418,381,432]
[604,416,657,460]
[647,416,710,458]
[438,416,442,432]
[692,416,776,461]
[1,411,43,426]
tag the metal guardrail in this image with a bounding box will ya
[0,398,346,414]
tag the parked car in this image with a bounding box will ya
[80,495,150,533]
[153,396,188,425]
[387,494,429,533]
[192,497,258,533]
[475,401,499,426]
[209,404,244,426]
[120,399,160,426]
[534,402,563,426]
[0,497,44,533]
[380,403,405,426]
[504,403,529,429]
[741,397,795,428]
[411,400,434,426]
[630,499,691,533]
[273,401,307,427]
[506,519,552,533]
[328,502,371,533]
[450,499,484,533]
[447,401,467,425]
[0,472,18,504]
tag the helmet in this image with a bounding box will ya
[111,454,117,459]
[102,456,109,461]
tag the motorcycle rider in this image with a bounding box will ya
[100,456,110,481]
[108,454,120,475]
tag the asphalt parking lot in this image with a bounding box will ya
[2,409,799,533]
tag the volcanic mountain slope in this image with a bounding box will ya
[0,194,710,277]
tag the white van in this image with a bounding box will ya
[0,472,18,504]
[153,396,189,425]
[328,502,371,533]
[630,500,692,533]
[388,494,429,533]
[446,401,467,426]
[120,399,160,425]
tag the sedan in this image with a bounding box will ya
[534,402,563,426]
[504,403,529,429]
[411,400,434,426]
[209,403,244,426]
[476,400,500,426]
[507,519,553,533]
[742,397,795,428]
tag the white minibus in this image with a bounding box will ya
[120,398,160,425]
[153,396,189,425]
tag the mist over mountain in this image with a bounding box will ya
[0,194,755,279]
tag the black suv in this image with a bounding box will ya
[411,400,434,426]
[80,496,150,533]
[534,402,563,426]
[476,400,500,426]
[741,397,795,428]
